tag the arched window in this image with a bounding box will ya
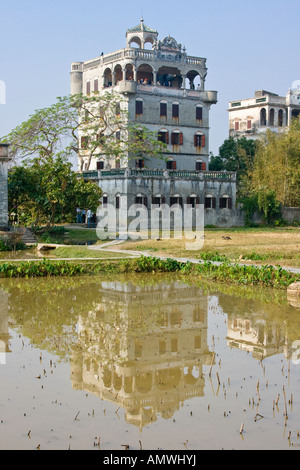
[86,80,91,95]
[158,128,169,144]
[171,130,183,146]
[269,108,275,126]
[260,108,267,126]
[194,133,205,148]
[160,100,167,117]
[278,109,284,127]
[166,158,176,170]
[196,105,203,121]
[204,194,216,209]
[219,195,232,209]
[196,159,206,171]
[187,194,200,208]
[135,98,143,115]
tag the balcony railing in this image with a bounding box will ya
[79,168,236,182]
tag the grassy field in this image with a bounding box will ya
[110,227,300,268]
[45,245,133,259]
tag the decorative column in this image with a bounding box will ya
[0,144,11,231]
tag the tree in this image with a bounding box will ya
[212,136,257,182]
[8,155,102,231]
[250,120,300,207]
[1,92,166,171]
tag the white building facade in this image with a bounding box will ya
[228,88,300,139]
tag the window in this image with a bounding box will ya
[219,196,232,209]
[187,195,200,208]
[94,79,99,92]
[135,195,148,207]
[204,196,216,209]
[196,106,203,120]
[86,81,91,95]
[235,121,240,131]
[160,102,167,117]
[196,161,206,171]
[135,99,143,115]
[102,194,108,207]
[152,195,165,206]
[115,159,120,169]
[116,195,120,209]
[158,130,169,144]
[247,119,252,130]
[166,160,176,170]
[260,108,266,126]
[96,160,104,170]
[171,131,183,145]
[194,134,205,148]
[116,130,121,142]
[115,102,120,116]
[278,109,284,127]
[170,195,183,207]
[136,159,144,168]
[172,103,179,118]
[269,109,275,126]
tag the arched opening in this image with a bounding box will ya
[260,108,267,126]
[129,36,142,48]
[144,35,156,50]
[137,63,153,84]
[157,66,182,88]
[186,70,201,90]
[103,68,112,87]
[125,63,134,81]
[269,108,275,126]
[278,109,284,127]
[114,64,123,84]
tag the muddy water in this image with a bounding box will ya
[0,274,299,450]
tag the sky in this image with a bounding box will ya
[1,0,299,157]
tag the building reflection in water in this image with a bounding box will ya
[70,281,213,428]
[1,277,298,429]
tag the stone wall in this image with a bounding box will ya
[98,172,244,228]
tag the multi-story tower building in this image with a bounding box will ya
[71,20,241,228]
[228,88,300,139]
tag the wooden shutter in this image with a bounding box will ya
[94,79,98,92]
[179,132,183,145]
[86,81,91,95]
[202,135,205,147]
[194,135,198,147]
[201,162,206,171]
[97,161,104,170]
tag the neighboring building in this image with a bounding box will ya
[0,144,11,231]
[228,88,300,139]
[71,20,242,227]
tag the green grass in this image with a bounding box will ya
[46,245,132,259]
[1,255,298,289]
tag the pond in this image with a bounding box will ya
[0,274,299,450]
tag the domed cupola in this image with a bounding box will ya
[126,18,158,50]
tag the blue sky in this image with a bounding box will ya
[1,0,299,156]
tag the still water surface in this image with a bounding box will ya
[0,274,299,450]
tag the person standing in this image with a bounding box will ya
[76,208,81,223]
[87,209,92,228]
